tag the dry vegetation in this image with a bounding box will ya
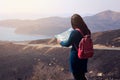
[92,29,120,47]
[0,42,120,80]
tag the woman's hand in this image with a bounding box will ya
[57,39,61,44]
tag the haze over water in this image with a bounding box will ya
[0,27,51,41]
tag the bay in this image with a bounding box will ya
[0,27,51,41]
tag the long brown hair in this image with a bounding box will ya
[71,14,91,35]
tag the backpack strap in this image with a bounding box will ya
[75,28,84,36]
[74,28,84,51]
[75,28,91,38]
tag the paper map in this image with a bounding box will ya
[55,28,73,41]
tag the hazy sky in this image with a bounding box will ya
[0,0,120,19]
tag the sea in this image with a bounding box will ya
[0,26,51,41]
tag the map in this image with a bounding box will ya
[55,28,73,41]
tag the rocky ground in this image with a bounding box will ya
[0,41,120,80]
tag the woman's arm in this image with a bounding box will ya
[59,30,76,47]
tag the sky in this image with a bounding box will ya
[0,0,120,20]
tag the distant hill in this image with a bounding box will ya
[29,29,120,47]
[0,10,120,36]
[29,38,57,45]
[0,17,71,36]
[84,10,120,32]
[92,29,120,47]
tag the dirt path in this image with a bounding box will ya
[14,42,120,51]
[94,45,120,50]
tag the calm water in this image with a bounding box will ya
[0,27,51,41]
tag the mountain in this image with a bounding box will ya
[29,29,120,47]
[84,10,120,32]
[92,29,120,47]
[0,17,71,36]
[0,10,120,36]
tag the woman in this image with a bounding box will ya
[58,14,91,80]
